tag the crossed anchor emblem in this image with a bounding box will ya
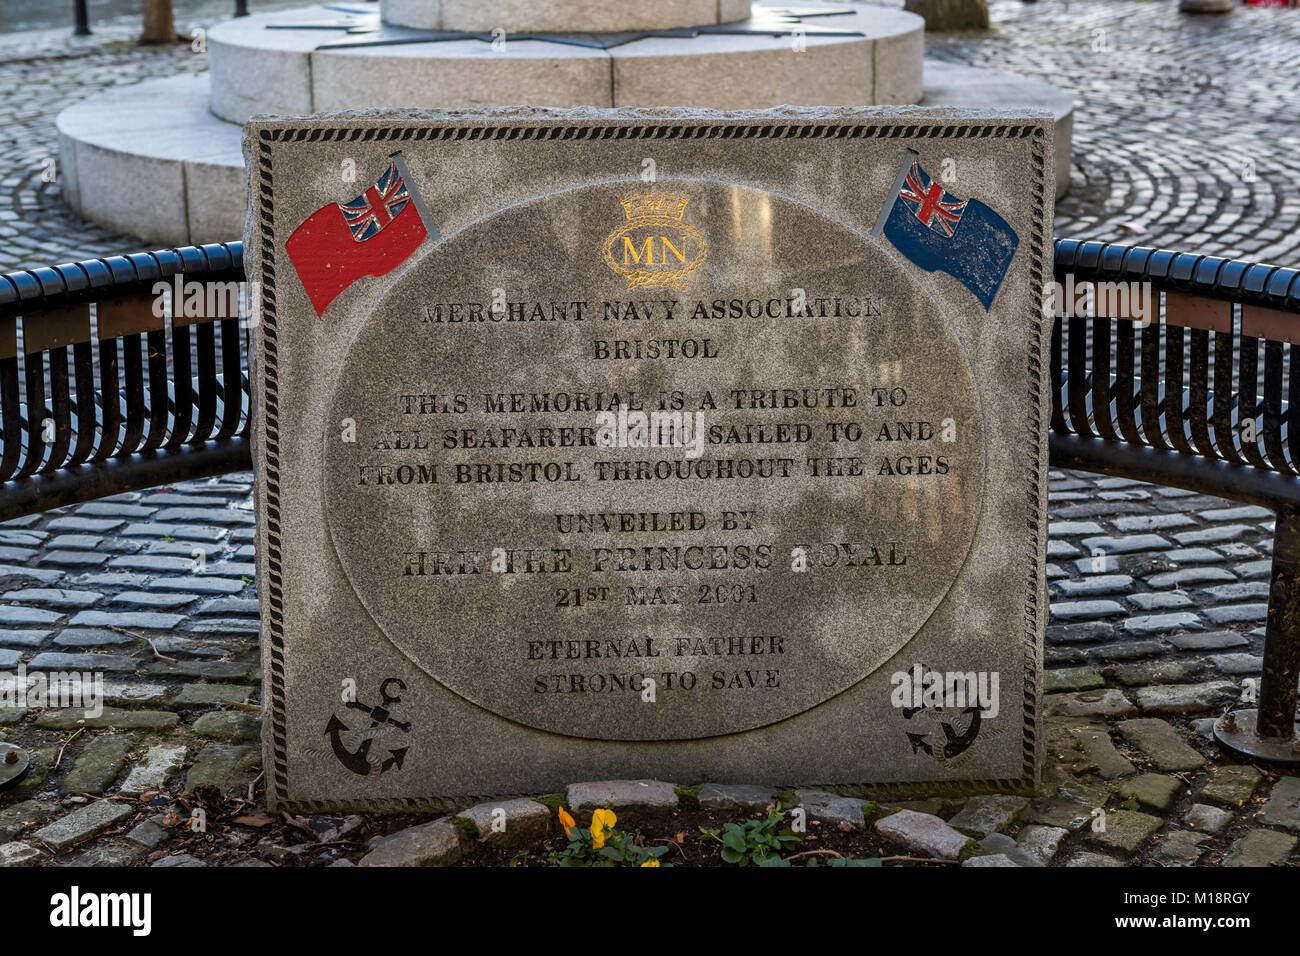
[903,704,982,761]
[324,677,411,776]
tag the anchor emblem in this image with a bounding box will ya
[324,677,411,776]
[897,662,994,767]
[903,706,982,760]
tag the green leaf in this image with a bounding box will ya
[722,830,749,852]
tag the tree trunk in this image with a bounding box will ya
[904,0,990,31]
[140,0,177,44]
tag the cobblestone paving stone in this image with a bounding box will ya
[1,2,1299,866]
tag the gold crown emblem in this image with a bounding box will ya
[619,192,690,222]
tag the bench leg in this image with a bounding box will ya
[1213,505,1300,762]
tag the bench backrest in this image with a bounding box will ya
[0,243,250,519]
[1051,239,1300,509]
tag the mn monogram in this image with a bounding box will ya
[602,190,707,290]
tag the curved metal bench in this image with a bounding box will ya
[1053,238,1300,765]
[1,236,1297,763]
[0,242,250,519]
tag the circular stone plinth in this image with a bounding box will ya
[56,72,244,246]
[383,0,752,32]
[55,60,1073,245]
[207,4,923,125]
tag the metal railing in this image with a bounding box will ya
[0,235,1297,764]
[1051,240,1300,505]
[1051,238,1300,764]
[0,242,250,518]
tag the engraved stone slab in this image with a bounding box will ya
[247,106,1053,812]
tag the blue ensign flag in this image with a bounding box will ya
[874,152,1019,310]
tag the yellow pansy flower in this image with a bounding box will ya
[590,807,617,849]
[640,859,660,867]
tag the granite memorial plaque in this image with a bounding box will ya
[247,107,1053,812]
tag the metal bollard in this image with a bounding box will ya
[235,0,249,17]
[73,0,91,35]
[1215,505,1300,762]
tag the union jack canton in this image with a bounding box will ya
[339,162,413,242]
[898,160,969,238]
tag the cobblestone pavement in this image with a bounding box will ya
[1,1,1299,866]
[0,1,300,271]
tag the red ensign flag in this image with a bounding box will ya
[285,159,428,318]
